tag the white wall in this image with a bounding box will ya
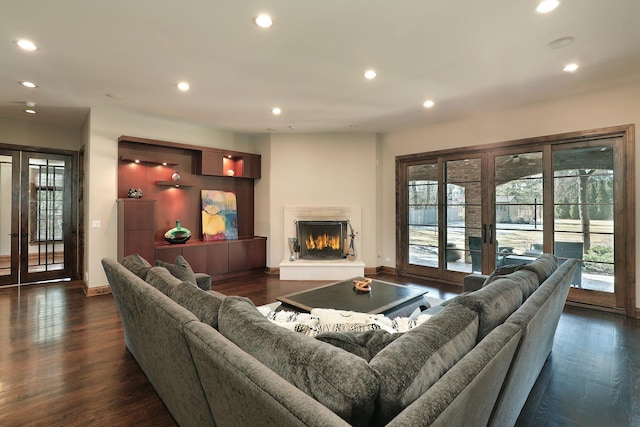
[85,107,258,289]
[253,134,272,242]
[0,116,83,151]
[262,132,379,268]
[381,81,640,309]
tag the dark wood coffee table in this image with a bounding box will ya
[277,277,428,315]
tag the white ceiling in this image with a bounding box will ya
[2,0,640,134]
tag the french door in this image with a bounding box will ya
[0,148,77,286]
[0,149,19,285]
[397,125,634,315]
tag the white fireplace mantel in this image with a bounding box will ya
[279,205,365,280]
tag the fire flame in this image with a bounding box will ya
[305,233,341,251]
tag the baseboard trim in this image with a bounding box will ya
[265,266,280,275]
[83,283,112,297]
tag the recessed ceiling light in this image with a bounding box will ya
[363,70,377,80]
[20,81,38,88]
[177,81,190,91]
[536,0,560,13]
[15,39,38,51]
[563,63,579,72]
[272,107,282,115]
[25,109,37,114]
[254,14,274,29]
[423,100,435,108]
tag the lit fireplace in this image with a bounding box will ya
[296,220,348,260]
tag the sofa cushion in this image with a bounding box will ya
[369,303,479,425]
[499,269,540,300]
[454,277,523,341]
[169,283,226,328]
[218,296,380,427]
[155,255,197,285]
[145,266,183,296]
[121,253,152,280]
[482,264,522,287]
[315,329,401,362]
[519,253,558,283]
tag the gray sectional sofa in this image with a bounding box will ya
[102,252,576,427]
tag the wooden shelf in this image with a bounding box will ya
[120,156,178,167]
[155,181,193,188]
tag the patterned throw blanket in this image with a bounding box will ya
[257,306,433,337]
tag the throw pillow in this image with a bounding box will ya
[155,255,197,285]
[315,329,401,362]
[121,254,152,280]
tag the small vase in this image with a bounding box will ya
[164,220,191,244]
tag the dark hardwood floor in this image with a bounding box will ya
[0,273,638,426]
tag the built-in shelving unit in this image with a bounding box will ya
[117,135,264,281]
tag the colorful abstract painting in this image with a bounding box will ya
[201,190,238,241]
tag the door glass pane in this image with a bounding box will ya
[495,152,543,268]
[408,163,438,268]
[0,155,12,277]
[27,157,66,273]
[445,158,481,273]
[554,145,614,291]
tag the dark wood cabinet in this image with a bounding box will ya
[155,237,266,282]
[117,199,156,262]
[200,150,224,176]
[228,238,267,271]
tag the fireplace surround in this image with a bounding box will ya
[280,206,364,280]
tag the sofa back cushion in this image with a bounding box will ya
[385,322,522,427]
[494,269,540,300]
[519,253,558,283]
[145,266,183,296]
[315,329,401,362]
[169,283,226,328]
[455,278,523,341]
[369,304,479,425]
[482,264,522,287]
[155,255,197,285]
[218,296,380,427]
[121,253,152,280]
